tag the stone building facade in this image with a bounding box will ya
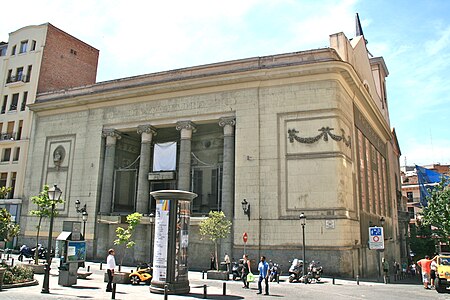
[20,30,404,277]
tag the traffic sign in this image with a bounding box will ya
[368,226,384,250]
[243,232,248,243]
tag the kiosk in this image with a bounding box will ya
[56,221,86,286]
[149,190,197,295]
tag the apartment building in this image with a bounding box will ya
[0,23,98,247]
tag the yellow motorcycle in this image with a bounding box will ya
[129,263,152,285]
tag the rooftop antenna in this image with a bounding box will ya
[355,13,373,57]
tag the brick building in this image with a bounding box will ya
[0,23,98,247]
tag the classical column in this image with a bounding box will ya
[100,129,121,214]
[176,121,196,191]
[136,125,157,214]
[219,117,236,259]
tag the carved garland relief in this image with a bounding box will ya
[288,126,351,148]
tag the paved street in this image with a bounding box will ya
[1,260,448,299]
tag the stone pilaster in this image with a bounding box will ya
[99,129,121,214]
[176,121,196,191]
[219,117,236,259]
[136,125,157,214]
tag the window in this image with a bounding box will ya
[13,148,20,161]
[2,148,11,162]
[6,69,12,83]
[6,122,14,140]
[0,46,6,56]
[31,40,36,51]
[11,45,16,55]
[1,96,7,114]
[10,94,19,111]
[407,192,413,202]
[19,40,28,53]
[26,65,32,82]
[21,92,28,111]
[10,172,16,198]
[0,173,7,188]
[16,67,23,81]
[17,121,23,140]
[408,207,415,220]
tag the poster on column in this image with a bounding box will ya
[153,200,170,282]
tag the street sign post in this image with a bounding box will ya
[368,226,384,250]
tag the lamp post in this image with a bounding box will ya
[82,211,88,239]
[299,212,306,282]
[378,216,385,282]
[241,199,250,220]
[41,184,62,294]
[75,199,88,240]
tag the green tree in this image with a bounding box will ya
[29,185,64,264]
[422,177,450,246]
[0,208,20,246]
[408,223,436,259]
[199,211,232,270]
[114,212,142,268]
[0,186,12,199]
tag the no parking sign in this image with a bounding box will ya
[369,226,384,250]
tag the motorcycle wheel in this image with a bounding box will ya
[288,275,294,283]
[269,274,274,282]
[130,275,141,285]
[18,254,23,262]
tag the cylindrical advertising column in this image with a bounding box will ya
[149,190,197,295]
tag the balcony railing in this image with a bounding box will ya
[6,74,30,84]
[0,132,17,140]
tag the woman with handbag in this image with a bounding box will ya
[242,254,251,288]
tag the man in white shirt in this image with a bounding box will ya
[106,249,116,292]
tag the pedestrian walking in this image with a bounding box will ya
[382,257,389,284]
[224,253,231,273]
[210,253,216,270]
[242,254,251,289]
[430,256,438,288]
[106,248,116,292]
[417,255,433,289]
[257,256,269,295]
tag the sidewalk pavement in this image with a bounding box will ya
[0,258,424,300]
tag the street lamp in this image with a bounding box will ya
[75,199,88,239]
[241,199,250,220]
[82,211,88,239]
[299,212,306,283]
[41,184,62,294]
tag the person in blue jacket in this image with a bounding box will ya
[257,256,269,295]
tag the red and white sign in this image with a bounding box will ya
[243,232,248,243]
[368,226,384,250]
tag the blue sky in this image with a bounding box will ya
[1,0,449,166]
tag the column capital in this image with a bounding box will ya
[137,124,157,136]
[219,117,236,128]
[102,129,121,139]
[176,121,197,133]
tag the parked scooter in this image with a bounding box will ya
[304,260,323,283]
[268,260,282,283]
[231,259,243,280]
[18,244,47,261]
[288,258,304,283]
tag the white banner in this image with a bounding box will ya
[153,200,170,282]
[153,142,177,171]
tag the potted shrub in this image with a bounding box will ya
[199,211,232,280]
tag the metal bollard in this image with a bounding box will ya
[332,277,335,285]
[111,283,116,299]
[223,282,226,295]
[356,275,359,285]
[203,284,207,299]
[11,258,14,267]
[87,265,90,272]
[100,262,103,270]
[164,284,168,300]
[202,270,205,279]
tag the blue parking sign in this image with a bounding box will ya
[370,227,382,236]
[369,226,384,250]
